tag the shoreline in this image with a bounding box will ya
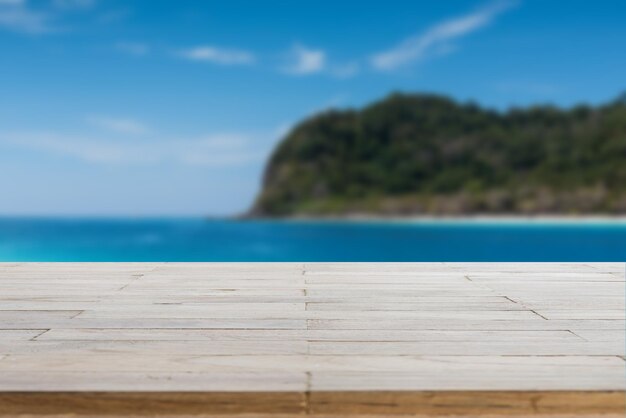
[2,214,626,225]
[240,214,626,224]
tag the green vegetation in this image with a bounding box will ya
[249,93,626,216]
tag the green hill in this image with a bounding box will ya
[249,93,626,217]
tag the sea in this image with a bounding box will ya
[0,217,625,262]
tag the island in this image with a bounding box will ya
[248,92,626,218]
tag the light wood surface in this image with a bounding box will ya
[0,262,624,416]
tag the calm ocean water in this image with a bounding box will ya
[0,218,625,262]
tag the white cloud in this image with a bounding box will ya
[371,0,517,70]
[282,44,326,75]
[0,132,149,164]
[330,62,360,79]
[179,46,255,65]
[0,131,267,167]
[173,134,265,167]
[115,41,149,56]
[87,116,150,136]
[0,0,52,33]
[0,0,101,34]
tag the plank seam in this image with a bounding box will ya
[529,309,549,321]
[29,329,50,341]
[566,329,588,342]
[69,311,84,319]
[117,274,144,292]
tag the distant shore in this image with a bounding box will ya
[239,214,626,224]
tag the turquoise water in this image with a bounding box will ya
[0,218,625,261]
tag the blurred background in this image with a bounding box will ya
[1,0,625,261]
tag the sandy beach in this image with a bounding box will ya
[267,214,626,224]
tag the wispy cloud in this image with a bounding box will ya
[87,116,150,136]
[0,132,149,164]
[177,134,265,167]
[179,45,255,65]
[282,44,326,75]
[0,0,98,34]
[115,41,150,56]
[0,0,52,33]
[329,62,360,79]
[0,130,267,167]
[371,0,517,71]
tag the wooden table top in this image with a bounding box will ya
[0,262,624,417]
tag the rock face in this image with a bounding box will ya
[249,93,626,217]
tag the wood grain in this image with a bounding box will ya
[0,391,623,416]
[0,262,623,416]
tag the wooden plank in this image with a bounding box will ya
[3,340,621,357]
[0,330,47,341]
[306,319,626,330]
[0,340,310,355]
[535,310,626,320]
[0,376,622,414]
[75,310,541,321]
[308,391,626,415]
[0,318,307,330]
[0,391,624,416]
[573,329,626,343]
[37,329,585,342]
[0,392,306,415]
[305,301,525,311]
[0,310,82,320]
[1,354,622,375]
[0,297,524,310]
[468,272,623,282]
[308,341,624,356]
[0,372,307,391]
[310,370,625,391]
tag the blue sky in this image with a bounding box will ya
[1,0,625,216]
